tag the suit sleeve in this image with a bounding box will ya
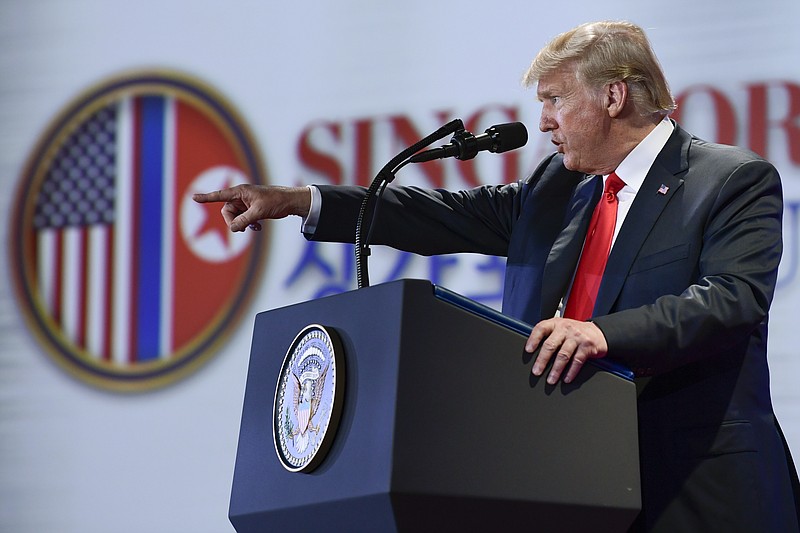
[593,158,783,373]
[308,182,522,257]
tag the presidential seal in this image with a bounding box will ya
[273,325,345,473]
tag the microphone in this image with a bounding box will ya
[408,122,528,163]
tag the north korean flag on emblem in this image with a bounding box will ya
[28,93,261,370]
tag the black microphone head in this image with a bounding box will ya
[486,122,528,153]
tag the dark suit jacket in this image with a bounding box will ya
[311,122,799,532]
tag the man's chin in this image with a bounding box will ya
[561,154,593,174]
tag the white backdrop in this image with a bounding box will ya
[2,1,799,531]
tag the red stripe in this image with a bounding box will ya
[102,227,114,362]
[76,227,89,349]
[53,231,63,325]
[28,229,38,282]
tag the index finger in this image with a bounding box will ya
[192,189,237,204]
[525,319,553,353]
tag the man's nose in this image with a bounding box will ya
[539,111,555,133]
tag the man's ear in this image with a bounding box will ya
[606,80,628,118]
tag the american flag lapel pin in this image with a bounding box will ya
[658,184,669,195]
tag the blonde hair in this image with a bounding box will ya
[523,21,676,116]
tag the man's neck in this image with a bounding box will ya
[600,112,665,174]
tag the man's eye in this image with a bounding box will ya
[551,96,560,104]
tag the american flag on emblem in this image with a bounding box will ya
[33,103,122,362]
[30,94,256,367]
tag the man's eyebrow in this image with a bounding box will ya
[537,87,555,101]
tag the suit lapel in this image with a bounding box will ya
[593,124,690,316]
[540,174,602,317]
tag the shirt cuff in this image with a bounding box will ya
[301,185,322,235]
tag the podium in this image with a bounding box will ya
[229,280,640,532]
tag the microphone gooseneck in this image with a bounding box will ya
[355,120,529,289]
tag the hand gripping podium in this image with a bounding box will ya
[229,279,641,532]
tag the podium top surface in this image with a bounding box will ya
[433,284,635,381]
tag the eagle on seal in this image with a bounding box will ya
[290,365,328,453]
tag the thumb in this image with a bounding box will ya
[229,211,255,232]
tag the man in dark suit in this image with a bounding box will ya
[194,20,798,532]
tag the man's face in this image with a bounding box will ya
[537,66,610,174]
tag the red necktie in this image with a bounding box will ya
[563,172,626,321]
